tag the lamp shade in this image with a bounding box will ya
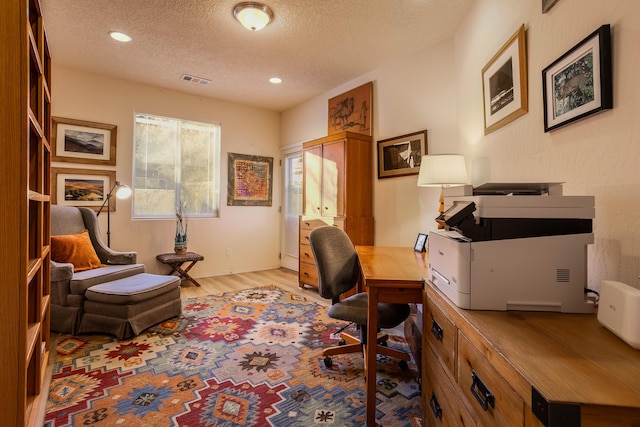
[115,184,131,199]
[417,154,467,187]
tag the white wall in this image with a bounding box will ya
[52,66,282,277]
[281,0,640,289]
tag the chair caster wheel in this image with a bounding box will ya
[399,360,409,371]
[324,356,333,368]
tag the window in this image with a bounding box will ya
[133,113,220,218]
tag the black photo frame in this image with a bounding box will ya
[542,24,612,132]
[414,233,428,252]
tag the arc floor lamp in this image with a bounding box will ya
[97,181,131,247]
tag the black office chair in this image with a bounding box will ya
[309,226,411,369]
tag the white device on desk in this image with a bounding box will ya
[597,280,640,349]
[428,182,595,314]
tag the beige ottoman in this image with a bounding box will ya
[81,273,182,339]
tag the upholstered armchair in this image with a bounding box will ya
[50,205,145,334]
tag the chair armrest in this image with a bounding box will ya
[50,260,74,306]
[79,207,137,264]
[104,250,138,265]
[50,260,73,282]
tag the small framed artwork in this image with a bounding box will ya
[227,153,273,206]
[328,81,372,136]
[542,24,612,132]
[542,0,560,13]
[414,233,428,252]
[482,24,528,135]
[377,130,428,179]
[52,167,116,212]
[52,117,117,166]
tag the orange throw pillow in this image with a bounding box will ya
[51,230,103,272]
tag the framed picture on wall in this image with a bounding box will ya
[542,24,612,132]
[52,167,117,212]
[542,0,560,13]
[52,117,117,166]
[482,24,528,135]
[377,130,428,179]
[227,153,274,206]
[327,81,372,136]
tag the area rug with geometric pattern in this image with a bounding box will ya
[44,285,422,426]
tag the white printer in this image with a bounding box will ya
[428,183,595,313]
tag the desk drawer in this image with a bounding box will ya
[458,332,524,427]
[424,347,477,426]
[426,295,457,379]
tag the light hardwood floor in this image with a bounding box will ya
[179,267,329,307]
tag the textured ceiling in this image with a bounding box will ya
[41,0,474,112]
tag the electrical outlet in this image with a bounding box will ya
[226,248,232,257]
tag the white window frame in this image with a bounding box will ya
[132,112,221,219]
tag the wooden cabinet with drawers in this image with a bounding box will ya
[423,280,640,427]
[298,132,374,288]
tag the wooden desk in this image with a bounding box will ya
[356,246,429,427]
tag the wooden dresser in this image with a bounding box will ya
[423,280,640,427]
[298,131,374,288]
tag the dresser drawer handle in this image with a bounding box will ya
[431,318,443,341]
[429,392,442,419]
[471,371,495,411]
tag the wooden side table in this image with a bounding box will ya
[156,252,204,287]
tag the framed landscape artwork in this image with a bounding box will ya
[542,0,560,13]
[52,117,117,166]
[542,24,612,132]
[52,168,116,212]
[482,24,528,135]
[327,81,372,136]
[227,153,273,206]
[377,130,428,179]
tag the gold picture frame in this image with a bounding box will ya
[377,130,428,179]
[52,167,117,212]
[482,24,528,135]
[52,117,117,165]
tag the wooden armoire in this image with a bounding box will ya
[298,131,374,288]
[1,0,52,425]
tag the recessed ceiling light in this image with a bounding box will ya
[109,31,132,42]
[269,77,282,84]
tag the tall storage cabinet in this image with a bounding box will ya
[298,132,374,288]
[1,0,52,425]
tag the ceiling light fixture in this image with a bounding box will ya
[109,31,132,42]
[233,2,274,31]
[269,77,282,84]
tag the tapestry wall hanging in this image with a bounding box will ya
[227,152,273,206]
[327,81,372,136]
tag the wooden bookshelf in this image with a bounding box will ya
[1,0,52,425]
